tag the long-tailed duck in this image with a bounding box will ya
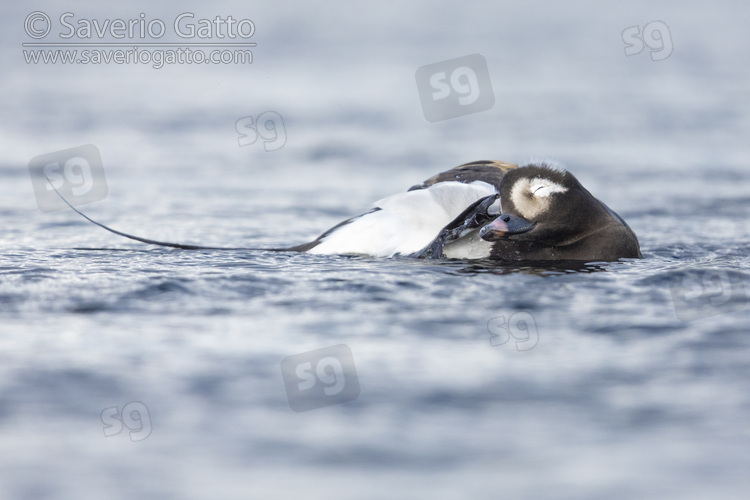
[51,160,641,262]
[289,160,641,261]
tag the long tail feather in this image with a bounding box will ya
[47,178,281,251]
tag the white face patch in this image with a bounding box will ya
[509,177,568,220]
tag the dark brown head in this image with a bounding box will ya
[479,164,642,261]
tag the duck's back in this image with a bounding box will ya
[408,160,517,192]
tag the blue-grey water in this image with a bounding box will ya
[2,1,750,499]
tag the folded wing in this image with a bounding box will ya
[306,180,497,257]
[299,160,519,258]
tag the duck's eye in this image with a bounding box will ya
[528,179,568,198]
[526,185,548,198]
[510,177,568,219]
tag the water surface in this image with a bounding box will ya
[1,1,750,499]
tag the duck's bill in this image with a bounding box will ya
[479,214,536,241]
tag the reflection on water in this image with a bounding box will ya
[446,259,616,276]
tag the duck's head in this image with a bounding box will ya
[479,163,641,260]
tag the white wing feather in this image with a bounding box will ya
[308,181,497,257]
